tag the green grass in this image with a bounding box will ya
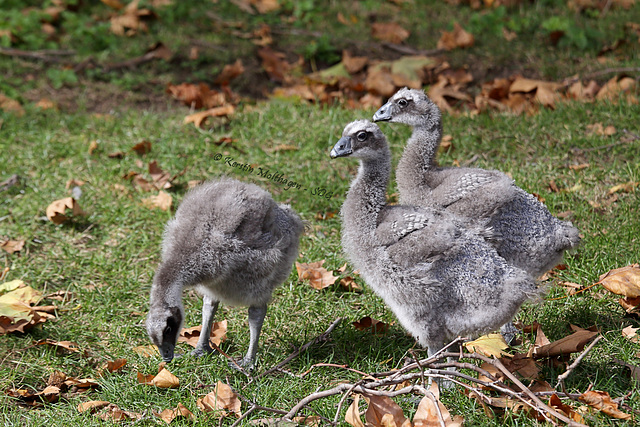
[1,96,639,426]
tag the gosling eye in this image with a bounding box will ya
[397,98,408,107]
[356,131,368,141]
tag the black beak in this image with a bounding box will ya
[158,343,175,362]
[373,102,392,122]
[330,136,353,158]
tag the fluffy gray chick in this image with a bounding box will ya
[146,178,304,368]
[331,120,539,357]
[373,88,580,278]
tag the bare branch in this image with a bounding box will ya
[557,335,603,393]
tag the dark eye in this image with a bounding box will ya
[398,99,408,107]
[356,131,367,141]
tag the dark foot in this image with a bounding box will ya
[228,356,254,372]
[500,322,519,345]
[191,344,215,358]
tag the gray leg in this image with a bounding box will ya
[192,296,219,357]
[500,322,518,345]
[233,305,267,370]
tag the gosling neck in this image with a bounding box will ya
[342,148,392,235]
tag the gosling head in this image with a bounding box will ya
[146,305,183,362]
[373,87,440,128]
[330,120,387,161]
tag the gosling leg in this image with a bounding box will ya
[192,296,219,357]
[233,305,267,370]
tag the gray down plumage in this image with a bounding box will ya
[331,120,539,356]
[146,178,304,368]
[373,88,581,277]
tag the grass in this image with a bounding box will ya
[1,96,639,426]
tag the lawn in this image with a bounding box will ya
[1,1,639,426]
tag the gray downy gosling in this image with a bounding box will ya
[146,178,304,368]
[331,120,540,359]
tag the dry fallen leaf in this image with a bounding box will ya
[295,260,339,290]
[363,393,408,427]
[413,382,464,426]
[131,140,152,155]
[158,403,195,424]
[215,59,245,85]
[622,325,639,343]
[46,197,85,224]
[0,239,25,254]
[607,181,638,195]
[549,394,585,423]
[532,327,598,359]
[579,390,631,420]
[133,344,159,357]
[137,366,179,388]
[345,394,365,427]
[34,339,82,354]
[0,281,51,334]
[197,381,242,418]
[78,400,111,413]
[464,333,510,358]
[177,320,227,348]
[371,22,410,44]
[0,92,25,116]
[184,104,235,128]
[102,358,127,373]
[7,385,60,406]
[598,264,640,298]
[352,316,389,335]
[437,23,474,50]
[97,403,143,421]
[142,191,173,211]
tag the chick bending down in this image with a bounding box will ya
[146,178,304,369]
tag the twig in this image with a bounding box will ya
[0,47,75,62]
[561,67,640,88]
[210,342,251,377]
[381,42,444,57]
[333,382,362,425]
[254,317,343,379]
[491,357,587,427]
[298,363,371,378]
[557,335,602,393]
[424,389,446,427]
[622,128,640,141]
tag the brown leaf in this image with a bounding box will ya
[619,296,640,315]
[98,404,143,421]
[184,104,235,128]
[177,320,227,347]
[7,385,60,405]
[0,93,24,116]
[103,358,127,373]
[295,260,338,290]
[78,400,111,413]
[345,394,365,427]
[352,316,389,334]
[1,239,25,254]
[567,80,600,100]
[137,366,179,388]
[598,264,640,298]
[622,325,639,343]
[501,353,540,380]
[364,393,408,427]
[339,276,362,292]
[258,47,292,83]
[365,63,397,97]
[607,181,638,195]
[142,191,173,211]
[532,328,598,359]
[342,50,368,74]
[413,382,463,426]
[158,403,195,424]
[215,59,245,85]
[197,381,242,417]
[133,344,158,357]
[579,390,631,420]
[549,394,585,423]
[596,76,637,101]
[437,23,474,50]
[132,140,152,155]
[46,197,85,224]
[34,339,82,354]
[35,98,57,110]
[371,22,410,44]
[148,161,172,190]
